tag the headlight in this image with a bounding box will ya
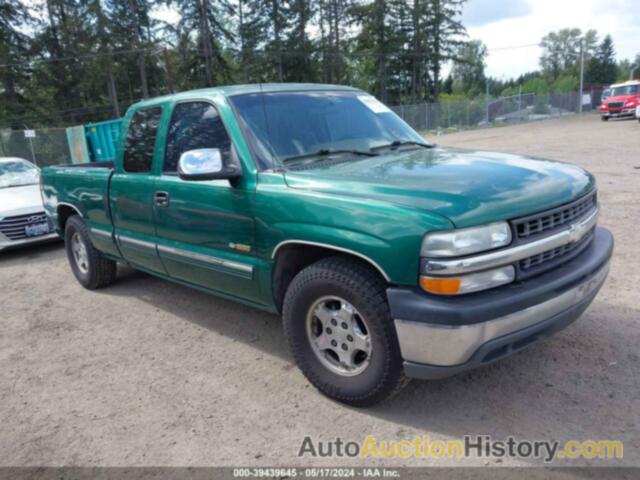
[421,222,512,257]
[420,266,515,295]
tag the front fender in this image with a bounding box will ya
[256,174,453,285]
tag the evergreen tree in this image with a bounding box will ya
[0,0,33,128]
[283,0,315,82]
[426,0,467,102]
[32,0,96,124]
[169,0,236,86]
[352,0,408,103]
[586,35,617,85]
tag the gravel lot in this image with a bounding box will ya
[1,114,638,468]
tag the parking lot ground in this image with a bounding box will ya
[1,114,638,468]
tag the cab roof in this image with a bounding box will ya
[610,80,640,88]
[131,83,362,110]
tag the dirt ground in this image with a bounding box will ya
[1,114,638,468]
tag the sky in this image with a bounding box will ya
[462,0,640,79]
[149,1,640,82]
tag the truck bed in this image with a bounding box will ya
[41,162,115,237]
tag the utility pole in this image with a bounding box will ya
[578,39,585,114]
[485,80,490,124]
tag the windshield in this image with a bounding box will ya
[230,90,426,169]
[609,85,639,97]
[0,160,40,188]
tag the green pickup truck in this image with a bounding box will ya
[42,84,613,406]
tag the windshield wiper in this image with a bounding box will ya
[282,149,378,164]
[370,140,434,152]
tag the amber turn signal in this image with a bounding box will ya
[420,276,461,295]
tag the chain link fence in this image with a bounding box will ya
[0,128,71,167]
[391,91,600,132]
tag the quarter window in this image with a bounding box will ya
[123,106,162,173]
[164,101,234,173]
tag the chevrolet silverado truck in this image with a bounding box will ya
[41,84,614,406]
[599,80,640,121]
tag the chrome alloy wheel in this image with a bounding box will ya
[71,232,89,274]
[306,296,372,376]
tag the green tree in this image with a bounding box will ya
[169,0,236,86]
[317,0,352,84]
[450,39,487,96]
[585,35,617,85]
[0,0,33,128]
[283,0,315,82]
[351,0,402,103]
[540,28,597,79]
[426,0,467,101]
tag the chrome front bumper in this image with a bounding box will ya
[396,261,608,368]
[390,227,614,379]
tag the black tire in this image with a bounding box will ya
[64,215,117,289]
[283,256,407,407]
[601,116,609,121]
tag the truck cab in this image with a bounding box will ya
[41,84,614,406]
[599,80,640,120]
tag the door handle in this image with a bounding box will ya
[154,191,170,207]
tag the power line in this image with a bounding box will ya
[487,43,540,52]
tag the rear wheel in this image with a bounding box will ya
[65,215,117,289]
[283,256,407,406]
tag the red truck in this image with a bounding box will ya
[599,80,640,121]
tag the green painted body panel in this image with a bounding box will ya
[282,147,595,229]
[41,83,597,311]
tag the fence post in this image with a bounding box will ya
[26,131,37,166]
[424,102,429,130]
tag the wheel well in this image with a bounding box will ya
[271,243,388,313]
[57,205,80,232]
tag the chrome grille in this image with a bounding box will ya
[0,212,50,241]
[519,228,595,278]
[512,191,597,241]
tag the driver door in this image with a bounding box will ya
[153,100,261,303]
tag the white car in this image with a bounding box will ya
[636,105,640,122]
[0,157,59,251]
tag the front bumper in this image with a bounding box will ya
[389,227,613,379]
[0,232,60,252]
[601,109,635,118]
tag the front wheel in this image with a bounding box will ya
[64,215,117,289]
[601,116,609,121]
[283,256,407,407]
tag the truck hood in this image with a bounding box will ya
[0,184,45,219]
[604,95,636,105]
[283,147,595,227]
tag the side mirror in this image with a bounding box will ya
[177,148,242,181]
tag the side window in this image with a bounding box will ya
[164,101,233,173]
[123,106,162,173]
